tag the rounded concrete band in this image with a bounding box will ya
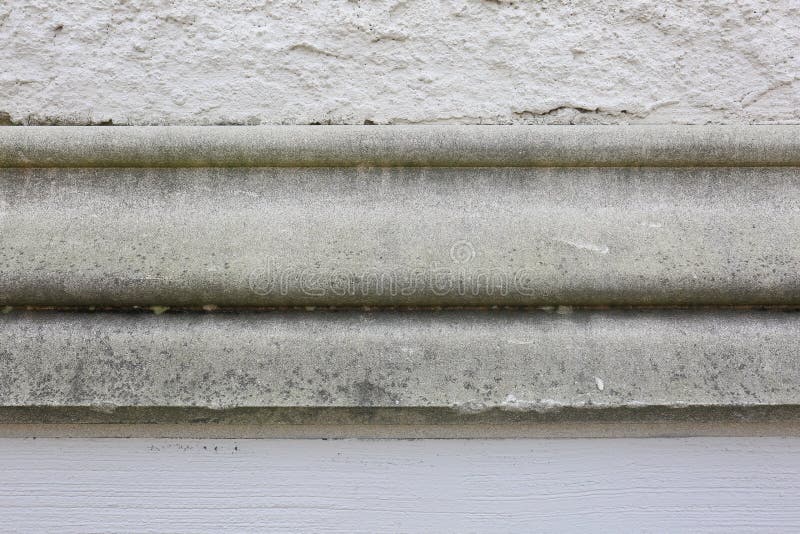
[0,126,799,307]
[1,125,799,168]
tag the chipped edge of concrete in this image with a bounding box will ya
[1,125,799,168]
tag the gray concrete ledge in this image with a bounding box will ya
[1,310,798,411]
[1,126,799,168]
[2,406,800,438]
[3,166,800,306]
[0,418,800,439]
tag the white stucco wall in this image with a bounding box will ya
[2,0,798,126]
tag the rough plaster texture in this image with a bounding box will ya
[1,1,799,126]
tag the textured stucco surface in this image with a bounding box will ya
[1,1,799,126]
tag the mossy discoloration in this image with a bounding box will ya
[0,310,797,412]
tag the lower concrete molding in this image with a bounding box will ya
[2,310,798,413]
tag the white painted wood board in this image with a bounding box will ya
[0,437,798,532]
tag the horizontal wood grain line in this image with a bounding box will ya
[0,437,798,532]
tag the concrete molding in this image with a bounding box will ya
[1,125,799,168]
[2,126,800,431]
[1,310,798,411]
[1,164,800,306]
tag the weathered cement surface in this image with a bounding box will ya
[1,1,798,126]
[1,310,798,409]
[2,165,800,306]
[3,126,800,167]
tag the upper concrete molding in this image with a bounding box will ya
[2,125,800,307]
[4,165,800,307]
[1,126,799,168]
